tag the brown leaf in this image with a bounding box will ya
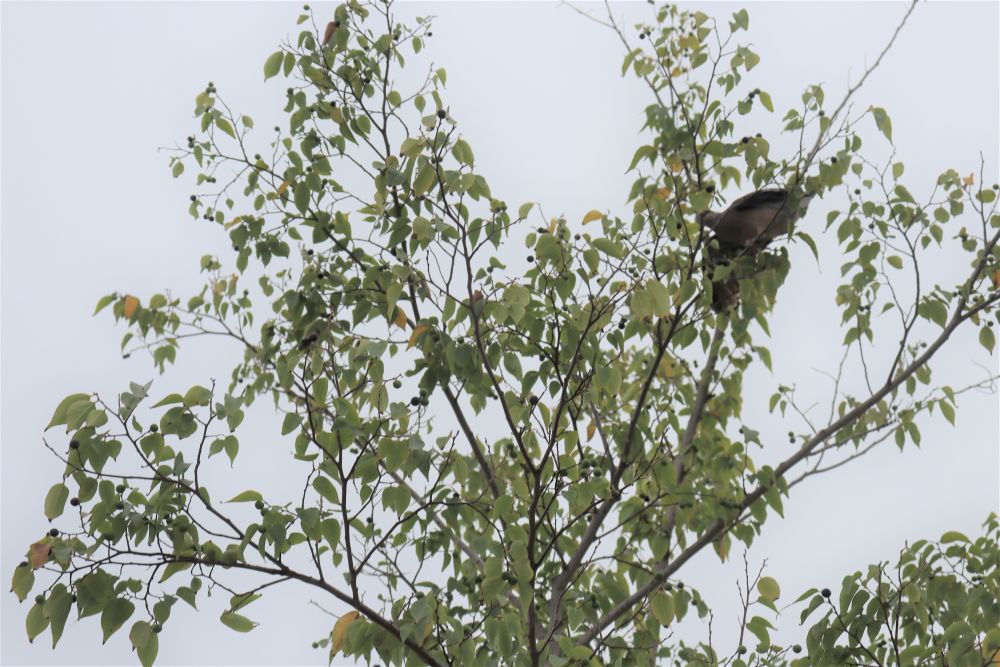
[963,173,975,187]
[393,307,408,329]
[991,269,1000,290]
[276,180,290,196]
[586,421,597,442]
[472,290,484,302]
[581,210,603,225]
[330,610,360,655]
[29,542,51,570]
[655,187,672,200]
[122,295,140,319]
[322,21,337,46]
[407,324,428,349]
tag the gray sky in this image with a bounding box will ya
[2,2,998,665]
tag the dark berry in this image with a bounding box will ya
[436,109,446,120]
[70,497,80,507]
[529,395,539,405]
[69,440,80,450]
[149,424,159,433]
[410,397,420,407]
[526,255,534,263]
[48,528,59,538]
[153,623,163,633]
[821,587,831,598]
[35,595,45,605]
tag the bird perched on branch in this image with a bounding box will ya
[699,188,814,311]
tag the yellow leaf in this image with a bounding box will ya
[394,307,408,329]
[670,67,684,78]
[667,156,684,173]
[547,217,558,233]
[655,187,672,200]
[992,269,1000,290]
[963,173,975,187]
[586,421,596,442]
[757,576,781,601]
[122,295,140,319]
[29,542,51,570]
[408,324,428,349]
[224,216,244,230]
[330,610,360,655]
[581,209,603,225]
[713,535,730,562]
[277,180,290,196]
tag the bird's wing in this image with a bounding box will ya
[728,188,787,212]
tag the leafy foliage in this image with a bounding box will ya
[10,1,999,665]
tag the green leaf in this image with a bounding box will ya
[757,90,773,112]
[136,623,160,667]
[413,163,436,196]
[650,592,675,627]
[263,51,283,80]
[93,294,117,315]
[294,181,311,214]
[220,611,257,632]
[26,602,49,643]
[887,255,903,270]
[940,530,970,543]
[45,585,73,647]
[101,597,135,643]
[628,145,656,171]
[227,490,263,503]
[918,299,948,328]
[11,564,34,601]
[130,620,152,650]
[757,576,781,601]
[152,393,184,408]
[281,413,302,435]
[518,202,534,219]
[44,483,69,520]
[46,393,91,431]
[183,385,212,407]
[732,8,749,30]
[980,326,996,352]
[871,106,893,143]
[313,476,338,503]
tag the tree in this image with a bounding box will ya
[10,1,1000,665]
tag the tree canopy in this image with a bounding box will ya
[11,1,1000,665]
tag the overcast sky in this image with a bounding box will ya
[2,2,998,665]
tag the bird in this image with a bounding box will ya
[698,188,813,311]
[699,188,813,250]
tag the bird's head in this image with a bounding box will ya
[699,210,723,230]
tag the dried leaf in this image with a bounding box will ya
[394,307,408,329]
[963,173,975,187]
[655,187,672,200]
[992,269,1000,290]
[586,421,596,442]
[322,21,336,46]
[408,325,428,349]
[277,180,290,196]
[29,543,51,570]
[122,295,140,319]
[330,610,360,655]
[581,210,603,225]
